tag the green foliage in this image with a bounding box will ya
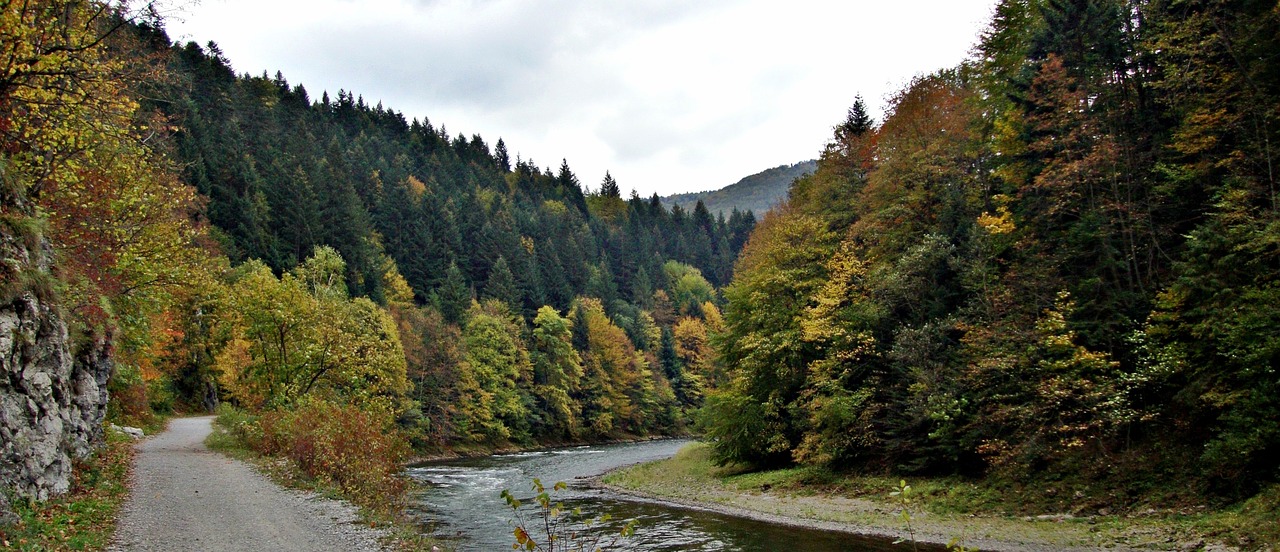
[484,255,520,308]
[436,261,472,325]
[662,261,714,316]
[1144,186,1280,486]
[530,306,585,439]
[708,208,836,466]
[105,363,157,430]
[500,479,636,551]
[889,480,919,551]
[456,300,534,443]
[213,248,410,414]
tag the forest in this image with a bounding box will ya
[2,0,1277,531]
[701,0,1280,505]
[2,0,755,456]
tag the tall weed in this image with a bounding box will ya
[256,400,410,513]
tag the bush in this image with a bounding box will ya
[106,364,155,428]
[212,402,261,449]
[256,400,410,513]
[147,374,175,415]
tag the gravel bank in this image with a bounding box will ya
[595,479,1124,552]
[108,416,388,552]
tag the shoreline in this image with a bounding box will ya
[405,434,693,464]
[591,477,1121,552]
[589,444,1227,552]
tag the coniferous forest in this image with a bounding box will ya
[155,31,756,446]
[2,0,1279,542]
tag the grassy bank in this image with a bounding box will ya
[602,443,1272,551]
[0,431,134,551]
[205,405,446,552]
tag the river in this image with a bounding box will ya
[406,439,942,551]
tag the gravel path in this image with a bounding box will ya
[109,416,388,552]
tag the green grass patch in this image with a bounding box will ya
[606,442,1276,550]
[1190,483,1280,549]
[0,431,134,551]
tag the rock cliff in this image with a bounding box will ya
[1,193,111,504]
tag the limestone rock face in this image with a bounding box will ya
[0,491,17,526]
[0,223,110,500]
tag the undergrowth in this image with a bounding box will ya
[0,431,133,551]
[207,402,447,552]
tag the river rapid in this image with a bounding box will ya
[406,439,939,551]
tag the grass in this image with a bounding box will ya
[604,442,1273,551]
[0,431,134,551]
[204,404,449,552]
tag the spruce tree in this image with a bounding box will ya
[494,138,511,172]
[835,95,874,143]
[600,171,620,198]
[438,261,471,325]
[485,256,519,308]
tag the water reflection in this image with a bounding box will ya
[407,440,942,551]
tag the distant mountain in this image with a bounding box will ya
[663,160,816,217]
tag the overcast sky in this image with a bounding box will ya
[166,0,999,197]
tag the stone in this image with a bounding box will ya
[0,491,19,526]
[111,424,145,440]
[1,210,111,502]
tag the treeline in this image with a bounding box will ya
[122,17,747,450]
[703,0,1280,501]
[157,33,755,306]
[4,0,754,466]
[143,27,752,446]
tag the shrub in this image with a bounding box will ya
[501,478,637,551]
[212,402,261,449]
[106,364,155,428]
[147,374,175,415]
[256,400,409,512]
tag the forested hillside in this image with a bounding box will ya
[663,160,815,217]
[147,25,761,446]
[8,1,1280,539]
[702,0,1280,507]
[3,0,757,482]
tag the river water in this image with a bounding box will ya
[406,439,942,551]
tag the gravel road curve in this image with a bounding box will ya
[108,416,388,551]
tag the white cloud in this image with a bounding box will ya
[167,0,998,195]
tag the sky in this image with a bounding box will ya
[166,0,1000,197]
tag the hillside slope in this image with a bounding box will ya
[663,160,815,216]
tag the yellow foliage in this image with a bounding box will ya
[976,205,1016,235]
[381,255,416,306]
[404,175,427,198]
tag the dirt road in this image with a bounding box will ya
[109,416,387,551]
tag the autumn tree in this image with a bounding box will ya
[529,306,584,439]
[214,248,409,414]
[457,300,534,443]
[704,208,836,466]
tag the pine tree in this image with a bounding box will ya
[835,95,874,143]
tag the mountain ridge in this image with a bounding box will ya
[662,160,816,216]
